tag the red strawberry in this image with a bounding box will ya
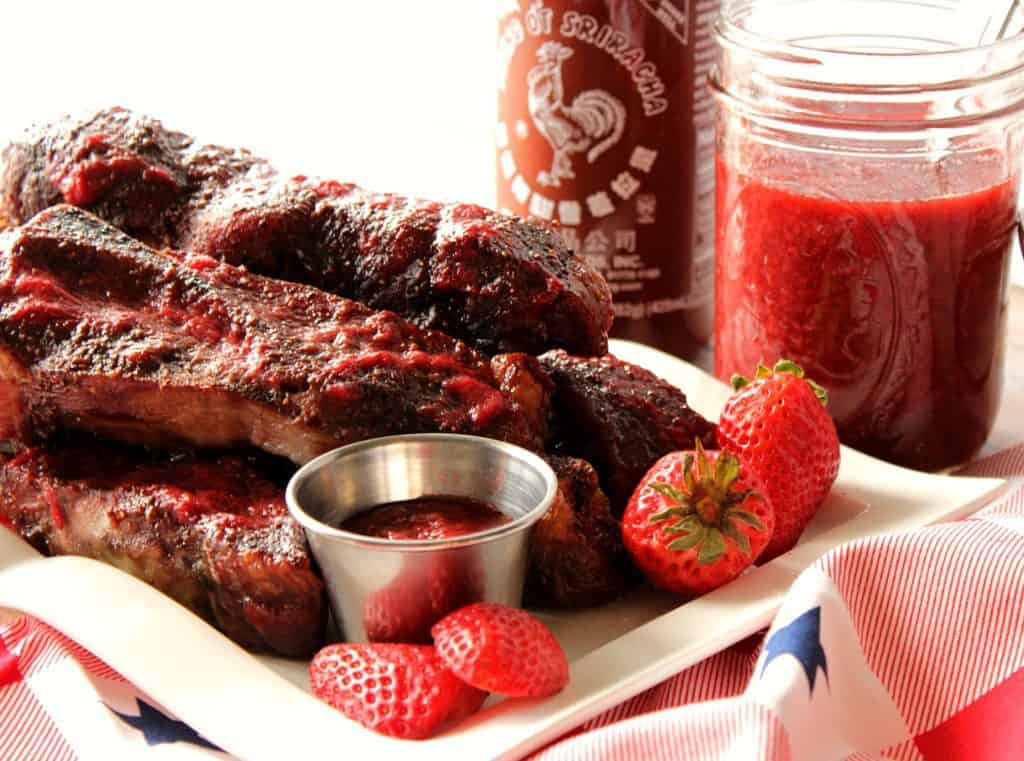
[621,442,774,596]
[431,602,569,698]
[309,643,486,740]
[718,360,840,561]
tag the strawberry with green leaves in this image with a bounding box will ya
[621,441,774,596]
[718,359,840,561]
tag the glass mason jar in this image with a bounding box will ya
[711,0,1024,471]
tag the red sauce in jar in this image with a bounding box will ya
[714,152,1016,471]
[341,496,512,541]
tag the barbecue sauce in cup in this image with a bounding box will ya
[341,496,512,541]
[497,0,719,359]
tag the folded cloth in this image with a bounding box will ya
[1,445,1022,761]
[0,616,223,760]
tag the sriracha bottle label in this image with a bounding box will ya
[497,0,717,358]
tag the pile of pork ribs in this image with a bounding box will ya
[0,109,715,656]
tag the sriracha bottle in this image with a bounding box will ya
[497,0,718,359]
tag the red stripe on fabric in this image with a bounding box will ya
[0,634,23,688]
[29,619,124,682]
[976,485,1024,526]
[0,616,106,760]
[576,636,761,732]
[7,617,124,683]
[0,679,78,761]
[817,518,1024,736]
[14,621,68,680]
[14,705,50,761]
[0,692,33,760]
[533,698,792,761]
[0,617,29,646]
[915,668,1024,761]
[960,444,1024,478]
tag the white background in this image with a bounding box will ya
[1,0,1021,284]
[0,0,498,205]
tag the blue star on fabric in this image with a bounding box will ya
[108,697,222,751]
[761,606,829,694]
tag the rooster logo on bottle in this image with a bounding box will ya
[527,41,627,188]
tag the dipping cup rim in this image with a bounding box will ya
[285,433,558,552]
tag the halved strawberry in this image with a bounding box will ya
[309,643,486,740]
[621,442,773,596]
[431,602,569,698]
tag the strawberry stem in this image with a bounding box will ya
[645,444,764,564]
[730,359,830,407]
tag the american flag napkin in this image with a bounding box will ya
[2,444,1022,761]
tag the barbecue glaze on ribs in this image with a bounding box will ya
[0,108,612,356]
[526,456,635,609]
[0,206,548,459]
[0,445,326,656]
[541,350,718,513]
[0,112,725,632]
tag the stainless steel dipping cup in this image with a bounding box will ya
[285,434,558,643]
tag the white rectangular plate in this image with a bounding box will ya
[0,340,1006,760]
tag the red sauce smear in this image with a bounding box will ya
[43,483,64,530]
[341,496,511,541]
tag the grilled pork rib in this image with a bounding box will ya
[0,206,547,458]
[526,456,635,609]
[0,107,612,355]
[0,446,325,656]
[541,350,718,513]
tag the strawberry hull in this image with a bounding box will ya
[621,446,774,597]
